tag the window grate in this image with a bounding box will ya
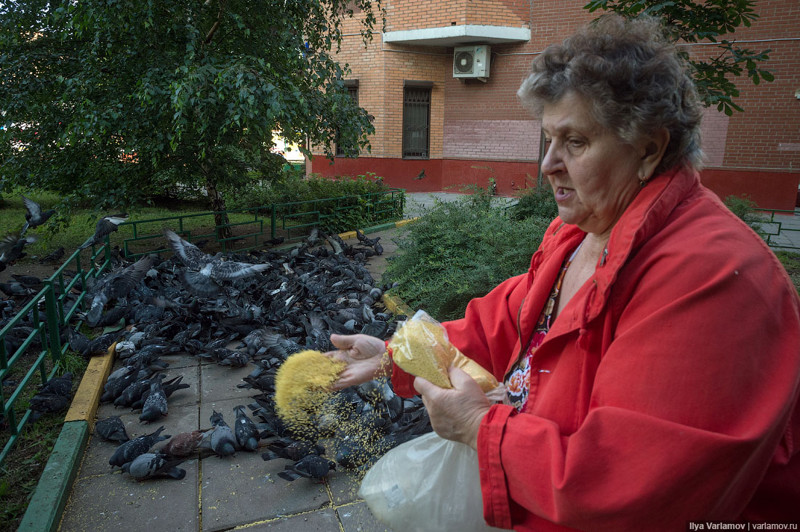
[336,84,359,157]
[403,87,431,159]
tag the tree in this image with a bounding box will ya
[0,0,382,233]
[585,0,773,116]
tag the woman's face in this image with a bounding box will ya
[540,92,648,240]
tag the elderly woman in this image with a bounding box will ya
[328,14,800,530]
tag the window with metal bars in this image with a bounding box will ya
[336,82,359,157]
[402,85,431,159]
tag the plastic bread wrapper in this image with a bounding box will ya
[388,310,500,393]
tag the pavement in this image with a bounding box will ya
[22,193,800,532]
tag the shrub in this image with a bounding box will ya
[723,194,763,236]
[384,191,550,321]
[509,185,559,221]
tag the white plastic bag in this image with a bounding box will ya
[358,431,506,532]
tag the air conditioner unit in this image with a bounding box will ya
[453,45,490,79]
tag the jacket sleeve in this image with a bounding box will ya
[390,271,530,397]
[477,235,800,529]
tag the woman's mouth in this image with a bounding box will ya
[554,187,574,202]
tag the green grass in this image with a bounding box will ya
[0,192,260,262]
[0,352,86,532]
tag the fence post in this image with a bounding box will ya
[270,204,276,240]
[43,281,63,363]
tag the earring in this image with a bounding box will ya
[638,170,648,187]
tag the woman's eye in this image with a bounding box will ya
[567,138,585,149]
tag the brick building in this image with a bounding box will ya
[309,0,800,211]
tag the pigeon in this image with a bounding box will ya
[160,429,213,458]
[121,452,186,480]
[131,374,188,409]
[21,195,56,234]
[114,372,163,408]
[139,378,168,423]
[278,455,337,482]
[0,281,38,298]
[39,246,65,265]
[415,169,426,180]
[29,372,73,421]
[109,425,170,467]
[164,229,269,293]
[29,392,70,420]
[0,233,36,270]
[94,416,130,442]
[84,255,155,327]
[233,405,260,452]
[209,410,237,456]
[39,372,73,397]
[261,438,325,462]
[11,274,44,290]
[78,213,128,250]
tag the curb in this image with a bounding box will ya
[19,344,116,532]
[339,216,417,241]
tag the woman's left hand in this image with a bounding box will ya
[414,366,491,450]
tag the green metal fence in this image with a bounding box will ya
[119,188,405,257]
[0,243,113,466]
[0,188,405,468]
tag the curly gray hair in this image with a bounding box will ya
[517,14,704,173]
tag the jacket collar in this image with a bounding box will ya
[586,166,700,323]
[530,166,700,333]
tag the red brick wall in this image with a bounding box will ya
[443,119,539,161]
[313,0,800,210]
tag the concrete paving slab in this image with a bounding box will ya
[200,451,327,531]
[59,460,200,532]
[240,509,340,531]
[338,501,394,532]
[327,469,363,506]
[199,362,257,403]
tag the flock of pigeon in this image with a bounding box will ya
[2,200,432,484]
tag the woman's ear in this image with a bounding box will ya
[639,128,670,180]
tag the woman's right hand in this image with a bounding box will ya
[324,333,392,390]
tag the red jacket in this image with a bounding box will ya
[391,167,800,530]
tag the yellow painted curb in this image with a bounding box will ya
[64,342,116,424]
[339,230,358,240]
[382,293,415,317]
[395,218,418,227]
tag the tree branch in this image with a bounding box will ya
[204,1,225,44]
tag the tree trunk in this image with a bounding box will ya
[201,162,231,239]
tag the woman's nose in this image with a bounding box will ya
[540,139,562,176]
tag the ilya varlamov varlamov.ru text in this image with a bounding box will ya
[688,523,798,531]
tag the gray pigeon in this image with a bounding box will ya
[233,405,260,452]
[0,233,36,270]
[94,416,130,443]
[109,425,170,467]
[209,410,237,457]
[78,213,128,250]
[278,454,337,482]
[39,246,65,265]
[164,229,269,293]
[85,255,155,327]
[29,372,73,421]
[139,378,168,423]
[21,195,56,234]
[122,452,186,480]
